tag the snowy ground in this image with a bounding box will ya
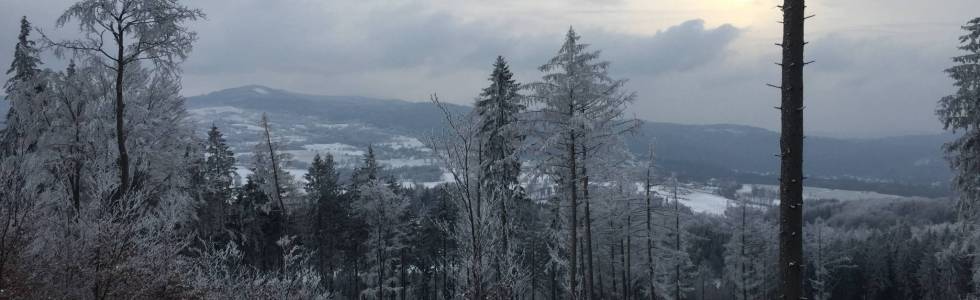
[380,136,426,150]
[649,185,733,215]
[400,171,456,189]
[745,184,910,201]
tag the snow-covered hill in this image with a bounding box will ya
[185,85,953,197]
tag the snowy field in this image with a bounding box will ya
[649,185,733,215]
[380,136,426,150]
[745,184,911,201]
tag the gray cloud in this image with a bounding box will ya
[1,0,976,137]
[593,20,740,75]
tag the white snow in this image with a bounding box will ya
[380,158,432,168]
[315,123,351,130]
[232,123,264,131]
[747,184,908,202]
[189,106,245,115]
[649,185,732,215]
[285,168,307,182]
[233,166,308,185]
[253,87,269,95]
[302,143,365,157]
[401,171,455,189]
[381,136,426,150]
[283,135,309,143]
[234,166,253,181]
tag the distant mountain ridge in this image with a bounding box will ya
[188,85,469,137]
[2,85,953,197]
[188,85,955,197]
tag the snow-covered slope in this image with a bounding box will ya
[187,85,451,184]
[185,85,952,197]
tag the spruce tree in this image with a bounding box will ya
[5,17,40,87]
[305,153,340,200]
[353,145,381,188]
[475,55,525,291]
[937,17,980,219]
[2,16,44,156]
[234,175,282,271]
[304,153,345,291]
[194,126,237,243]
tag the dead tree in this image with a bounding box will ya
[775,0,808,299]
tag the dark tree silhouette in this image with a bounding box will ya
[777,0,808,299]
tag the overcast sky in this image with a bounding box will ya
[1,0,978,138]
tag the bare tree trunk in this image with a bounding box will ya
[261,114,286,216]
[620,239,627,300]
[673,181,680,300]
[473,143,485,300]
[645,164,655,300]
[400,248,407,300]
[777,0,806,299]
[530,239,537,300]
[626,214,632,300]
[597,260,605,300]
[378,228,385,300]
[551,262,558,300]
[69,112,84,212]
[568,125,579,299]
[582,150,594,300]
[112,41,129,201]
[741,202,748,300]
[609,242,618,299]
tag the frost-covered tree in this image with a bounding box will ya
[428,94,519,299]
[643,146,658,300]
[411,187,458,299]
[475,55,527,295]
[192,125,237,244]
[2,16,46,157]
[723,195,771,300]
[44,61,97,212]
[427,95,487,298]
[653,177,695,300]
[5,17,41,87]
[937,17,980,220]
[0,19,51,290]
[352,145,381,188]
[304,153,346,292]
[236,114,297,272]
[526,27,638,299]
[109,64,198,201]
[203,126,236,200]
[233,174,285,272]
[48,0,204,198]
[357,180,408,300]
[26,190,195,299]
[23,60,200,298]
[186,236,330,299]
[805,219,853,300]
[0,156,44,294]
[252,113,297,214]
[589,177,640,300]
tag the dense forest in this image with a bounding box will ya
[1,0,980,299]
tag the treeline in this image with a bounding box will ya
[688,189,970,300]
